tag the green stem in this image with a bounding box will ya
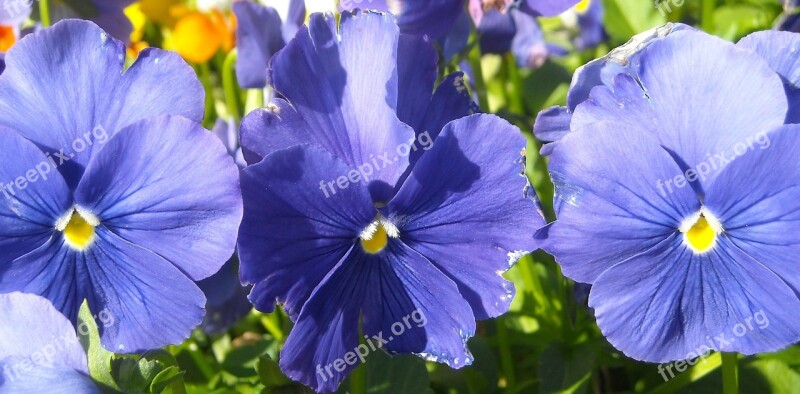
[467,41,490,112]
[722,353,739,394]
[504,53,524,116]
[222,49,241,121]
[701,0,715,32]
[196,62,215,128]
[349,363,366,394]
[39,0,51,28]
[496,318,517,393]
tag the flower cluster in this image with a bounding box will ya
[2,0,800,393]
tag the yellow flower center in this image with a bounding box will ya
[680,210,722,254]
[57,208,99,251]
[359,217,398,255]
[574,0,592,14]
[361,224,388,254]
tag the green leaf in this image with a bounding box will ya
[257,355,290,389]
[363,351,432,394]
[712,4,779,41]
[538,343,595,394]
[77,300,120,392]
[150,366,186,394]
[603,0,668,42]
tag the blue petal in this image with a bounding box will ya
[198,260,253,335]
[477,9,516,54]
[570,30,787,177]
[267,11,416,201]
[238,144,375,318]
[510,9,548,68]
[704,125,800,299]
[533,106,572,143]
[240,99,310,165]
[0,237,86,328]
[0,293,87,373]
[233,1,286,88]
[0,364,100,394]
[361,242,475,367]
[0,20,203,187]
[590,234,800,362]
[522,0,580,16]
[277,245,365,393]
[280,241,475,393]
[396,35,438,132]
[0,129,71,264]
[738,30,800,123]
[439,10,471,60]
[75,115,242,282]
[542,122,698,283]
[82,227,206,353]
[391,0,465,39]
[389,114,542,319]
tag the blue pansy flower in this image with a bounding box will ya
[533,23,689,152]
[339,0,466,39]
[0,20,243,352]
[237,11,542,392]
[538,28,800,362]
[571,0,605,50]
[197,117,252,335]
[0,292,101,393]
[476,0,580,17]
[233,0,305,88]
[50,0,138,42]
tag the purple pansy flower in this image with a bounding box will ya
[197,117,251,335]
[339,0,465,39]
[0,292,101,393]
[534,23,690,152]
[573,0,605,50]
[538,27,800,362]
[0,20,243,352]
[233,0,305,88]
[237,11,542,392]
[51,0,137,42]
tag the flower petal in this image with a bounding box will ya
[268,11,415,200]
[361,242,475,368]
[542,122,698,284]
[590,235,800,362]
[572,30,787,174]
[0,364,99,394]
[704,125,800,299]
[396,35,437,132]
[82,227,206,353]
[233,1,285,88]
[738,30,800,123]
[522,0,579,16]
[0,292,87,373]
[0,129,71,263]
[388,114,542,319]
[238,144,375,318]
[0,20,203,187]
[74,115,242,281]
[0,237,86,326]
